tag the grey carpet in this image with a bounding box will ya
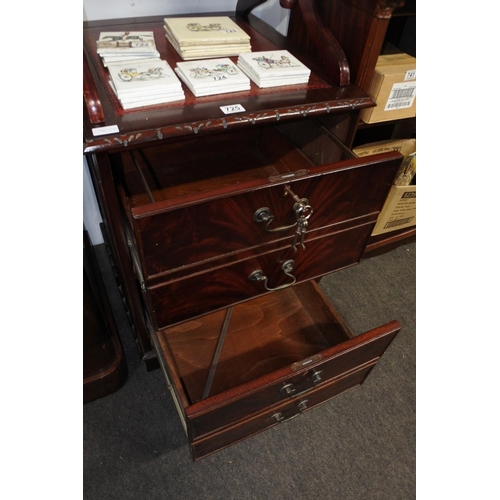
[84,242,415,500]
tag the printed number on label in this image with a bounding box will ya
[220,104,246,114]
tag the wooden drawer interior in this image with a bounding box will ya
[155,281,355,407]
[113,125,346,213]
[152,279,400,456]
[113,122,401,283]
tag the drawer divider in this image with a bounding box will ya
[202,306,234,400]
[130,150,155,203]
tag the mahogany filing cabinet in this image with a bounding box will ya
[83,1,405,461]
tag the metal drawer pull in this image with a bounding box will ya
[253,207,298,233]
[279,370,323,398]
[248,260,296,291]
[271,412,286,423]
[311,370,322,384]
[298,400,308,412]
[280,382,297,396]
[271,400,309,424]
[253,185,313,251]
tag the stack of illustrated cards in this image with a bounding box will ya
[237,50,311,88]
[175,58,251,97]
[164,16,251,60]
[107,59,185,109]
[96,32,160,66]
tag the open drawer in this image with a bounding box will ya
[114,121,402,284]
[151,280,400,461]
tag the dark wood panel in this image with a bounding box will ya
[363,226,416,258]
[287,0,404,91]
[88,153,155,364]
[83,231,127,403]
[148,220,376,328]
[190,361,377,460]
[121,140,401,280]
[187,318,399,438]
[84,2,406,460]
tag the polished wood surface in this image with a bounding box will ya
[153,280,400,460]
[83,15,375,154]
[87,154,156,366]
[293,0,350,85]
[147,223,376,328]
[116,126,400,282]
[190,362,375,460]
[83,51,104,125]
[84,2,406,456]
[286,0,404,91]
[83,231,127,403]
[364,226,416,258]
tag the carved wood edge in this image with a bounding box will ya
[297,0,350,86]
[83,96,373,154]
[84,50,105,125]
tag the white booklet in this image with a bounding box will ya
[237,50,311,87]
[109,85,184,109]
[175,58,250,97]
[107,59,183,96]
[164,17,250,47]
[97,32,157,53]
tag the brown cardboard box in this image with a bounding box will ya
[360,53,416,124]
[371,185,416,236]
[353,138,416,159]
[353,138,416,186]
[354,138,417,235]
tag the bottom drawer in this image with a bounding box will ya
[151,281,400,461]
[191,360,377,461]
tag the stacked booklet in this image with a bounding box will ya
[164,16,251,60]
[107,59,185,109]
[96,31,160,66]
[175,58,250,97]
[237,50,311,88]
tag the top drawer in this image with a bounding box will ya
[114,122,402,282]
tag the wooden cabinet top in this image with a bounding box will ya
[83,14,374,154]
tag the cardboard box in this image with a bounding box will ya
[353,138,416,186]
[371,185,416,236]
[353,138,415,159]
[360,53,416,124]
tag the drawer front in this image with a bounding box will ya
[133,154,401,281]
[147,221,373,329]
[190,361,377,461]
[186,320,399,440]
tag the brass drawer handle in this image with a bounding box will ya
[253,185,313,251]
[253,206,298,233]
[271,399,309,424]
[280,382,296,396]
[279,370,323,398]
[298,400,308,412]
[248,260,296,291]
[253,199,309,233]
